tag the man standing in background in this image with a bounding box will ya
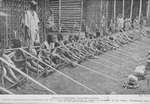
[22,0,40,46]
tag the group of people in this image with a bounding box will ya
[108,14,147,34]
[1,0,150,90]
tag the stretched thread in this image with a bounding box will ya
[20,48,98,94]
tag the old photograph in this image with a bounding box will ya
[0,0,150,95]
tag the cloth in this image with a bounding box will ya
[117,18,124,29]
[23,10,40,45]
[133,19,140,29]
[128,74,138,81]
[44,41,51,50]
[135,65,145,75]
[29,48,37,56]
[43,41,55,50]
[124,19,131,31]
[45,15,54,29]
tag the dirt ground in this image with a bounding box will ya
[2,36,150,95]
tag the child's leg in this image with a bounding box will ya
[3,67,15,84]
[30,60,45,71]
[26,62,40,73]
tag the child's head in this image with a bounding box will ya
[34,40,40,50]
[47,34,54,44]
[11,38,21,48]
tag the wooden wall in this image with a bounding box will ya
[0,0,149,46]
[61,0,82,32]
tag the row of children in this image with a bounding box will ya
[1,16,149,87]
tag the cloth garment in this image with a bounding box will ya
[43,41,55,50]
[133,19,140,29]
[45,13,54,29]
[135,65,145,75]
[128,74,138,82]
[117,18,124,29]
[23,10,40,45]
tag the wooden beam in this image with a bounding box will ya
[106,0,108,28]
[139,0,142,20]
[101,0,103,12]
[0,86,14,94]
[130,0,134,19]
[0,57,57,95]
[44,0,46,41]
[59,0,61,32]
[122,0,125,18]
[114,0,116,21]
[5,15,8,48]
[147,0,149,19]
[1,61,5,88]
[79,0,83,38]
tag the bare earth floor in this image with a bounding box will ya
[7,37,150,94]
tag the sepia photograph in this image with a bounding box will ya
[0,0,150,96]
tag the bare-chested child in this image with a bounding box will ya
[10,38,51,76]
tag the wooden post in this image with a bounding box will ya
[139,0,142,21]
[106,0,108,29]
[79,0,83,39]
[0,57,57,94]
[6,16,8,48]
[101,0,103,12]
[44,0,46,41]
[100,0,103,26]
[0,86,14,94]
[114,0,116,22]
[130,0,133,19]
[147,0,150,20]
[122,0,125,18]
[1,61,5,88]
[59,0,61,33]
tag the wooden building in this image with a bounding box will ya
[0,0,149,47]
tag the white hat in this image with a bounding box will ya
[135,65,145,75]
[128,74,138,81]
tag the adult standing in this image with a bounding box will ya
[22,0,40,46]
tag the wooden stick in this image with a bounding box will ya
[139,0,142,21]
[49,49,118,81]
[122,0,125,18]
[79,0,83,39]
[0,57,57,95]
[130,0,134,19]
[147,0,150,20]
[19,48,98,94]
[59,0,61,32]
[114,0,116,21]
[101,0,103,12]
[0,86,14,94]
[1,61,5,88]
[106,0,108,29]
[44,0,46,41]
